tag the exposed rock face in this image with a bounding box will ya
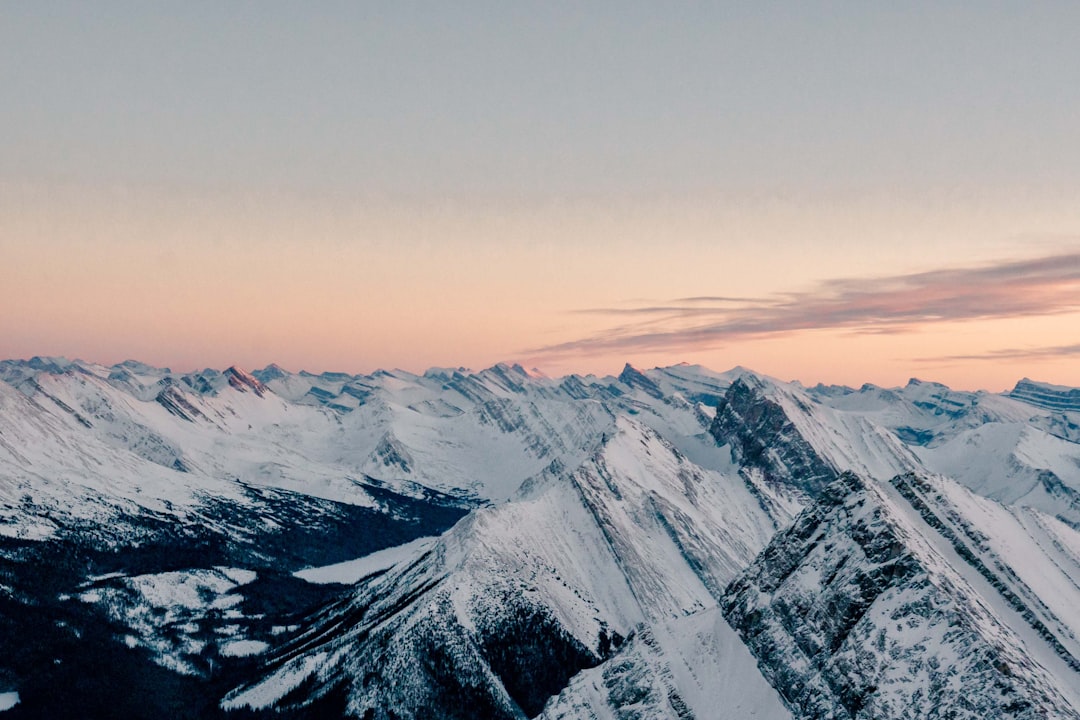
[722,473,1080,720]
[155,385,208,422]
[225,366,268,397]
[710,378,838,496]
[373,431,414,473]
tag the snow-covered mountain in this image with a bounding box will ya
[1,357,1079,718]
[223,416,795,719]
[724,472,1080,719]
[804,377,1080,527]
[1010,378,1080,413]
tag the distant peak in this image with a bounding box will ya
[1011,377,1079,392]
[906,377,948,390]
[727,373,766,392]
[724,365,767,385]
[1009,377,1080,411]
[26,356,73,372]
[225,366,268,397]
[253,363,290,383]
[116,359,166,373]
[618,363,663,399]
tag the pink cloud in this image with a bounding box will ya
[532,250,1080,358]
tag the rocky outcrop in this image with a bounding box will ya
[710,378,837,497]
[155,385,208,422]
[225,366,268,397]
[722,473,1080,720]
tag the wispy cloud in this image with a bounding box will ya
[571,306,727,317]
[917,343,1080,363]
[673,296,760,304]
[530,250,1080,358]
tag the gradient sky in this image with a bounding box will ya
[3,3,1080,390]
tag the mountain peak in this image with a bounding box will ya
[224,366,268,397]
[1009,377,1080,411]
[252,363,289,383]
[617,363,663,399]
[26,355,74,372]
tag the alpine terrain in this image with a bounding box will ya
[1,357,1079,719]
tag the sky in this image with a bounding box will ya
[3,3,1080,391]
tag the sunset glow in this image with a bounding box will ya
[3,4,1080,391]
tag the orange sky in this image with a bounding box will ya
[5,6,1080,391]
[3,180,1080,392]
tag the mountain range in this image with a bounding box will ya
[1,357,1079,718]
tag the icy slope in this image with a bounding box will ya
[0,374,246,540]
